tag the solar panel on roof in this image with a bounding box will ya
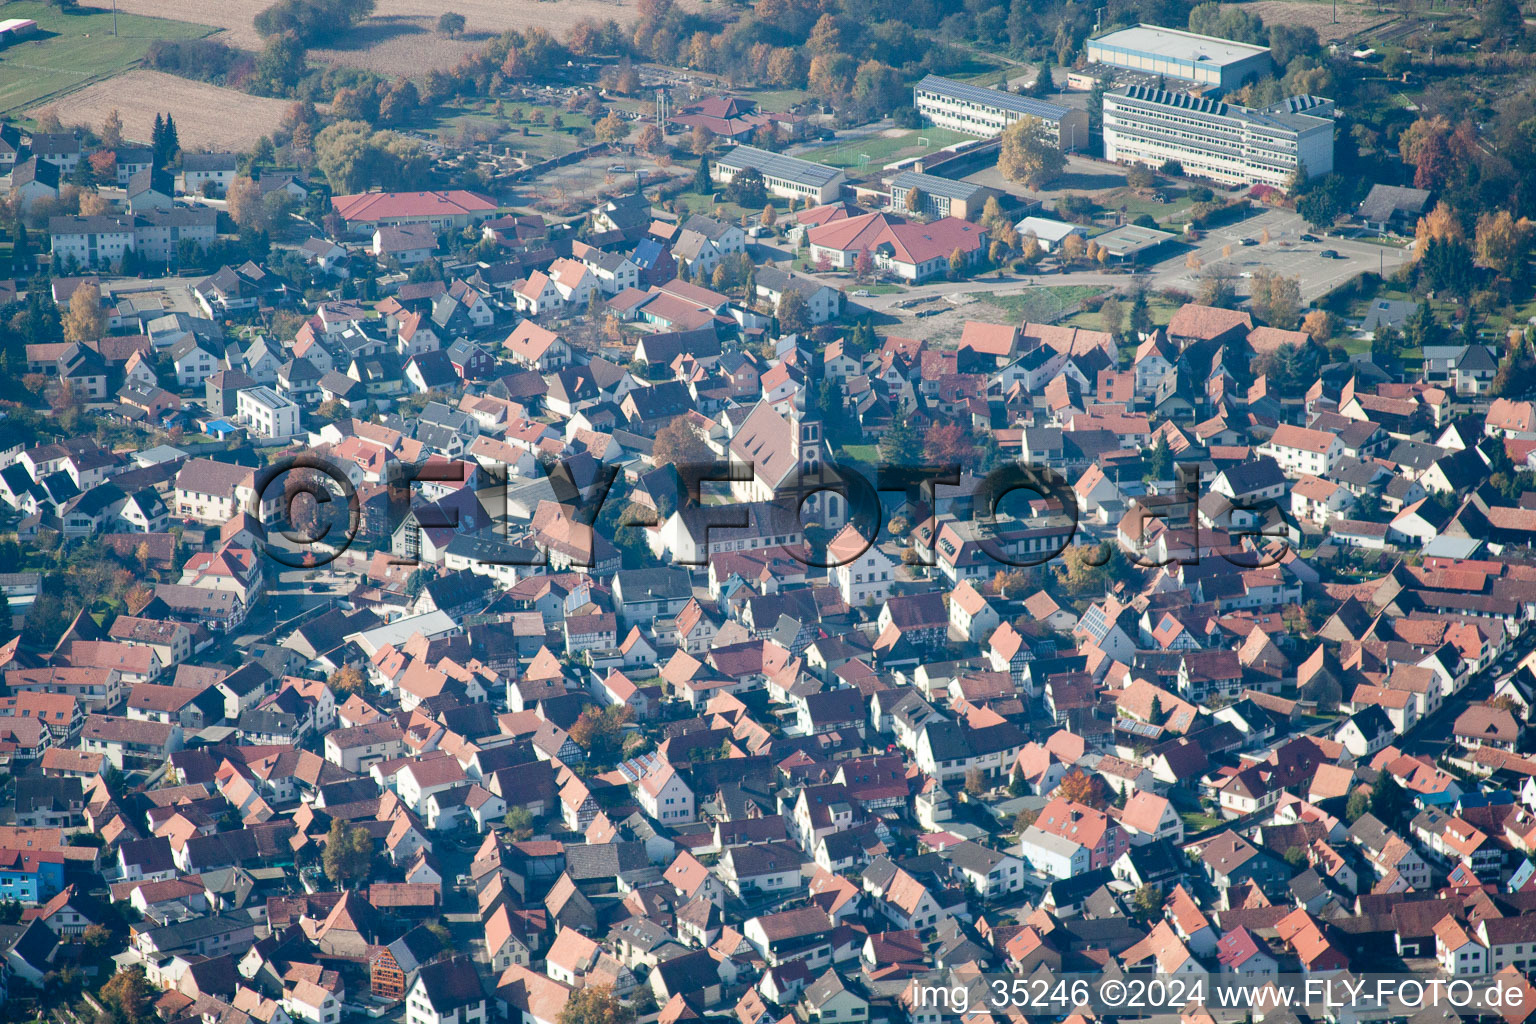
[915,75,1070,121]
[890,171,983,202]
[717,145,841,187]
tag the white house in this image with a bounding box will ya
[828,526,895,608]
[637,764,694,824]
[408,960,486,1024]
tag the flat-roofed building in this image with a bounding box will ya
[1086,24,1272,90]
[888,170,1002,220]
[235,386,301,440]
[711,145,845,204]
[1090,223,1179,262]
[913,75,1089,150]
[1103,86,1334,187]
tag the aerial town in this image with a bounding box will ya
[3,0,1536,1022]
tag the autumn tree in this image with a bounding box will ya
[100,966,155,1024]
[652,417,711,470]
[569,705,631,761]
[62,282,105,343]
[1414,201,1466,259]
[1019,234,1042,266]
[328,665,366,697]
[87,149,117,183]
[924,422,971,464]
[998,115,1066,188]
[904,186,924,215]
[1475,210,1535,279]
[690,124,715,156]
[1398,116,1454,191]
[594,111,630,144]
[777,288,811,334]
[1099,295,1124,342]
[559,985,635,1024]
[853,247,873,281]
[100,109,123,149]
[78,191,110,217]
[964,766,986,795]
[1248,270,1301,328]
[1301,309,1332,342]
[1055,542,1118,597]
[948,246,967,278]
[1013,807,1040,834]
[227,175,266,231]
[322,817,374,886]
[635,124,664,155]
[1057,769,1098,806]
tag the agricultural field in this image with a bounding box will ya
[31,70,294,149]
[79,0,707,75]
[792,126,977,174]
[0,0,214,116]
[1222,0,1399,43]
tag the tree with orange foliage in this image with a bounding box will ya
[1057,769,1099,806]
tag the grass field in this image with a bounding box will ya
[435,100,599,161]
[793,127,976,173]
[978,285,1104,324]
[0,0,214,116]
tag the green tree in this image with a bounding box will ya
[878,417,923,466]
[1370,773,1407,827]
[503,806,535,839]
[1132,885,1164,916]
[1129,289,1152,339]
[1147,434,1172,481]
[1345,789,1370,822]
[436,11,466,34]
[322,817,374,887]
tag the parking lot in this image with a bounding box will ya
[1148,207,1412,301]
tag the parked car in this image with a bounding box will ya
[852,289,870,297]
[1300,233,1319,242]
[1320,249,1340,259]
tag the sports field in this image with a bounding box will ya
[792,126,977,173]
[0,0,214,116]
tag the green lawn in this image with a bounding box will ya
[432,100,597,161]
[0,1,215,116]
[793,126,977,173]
[676,191,793,223]
[838,444,880,477]
[978,285,1104,324]
[1093,186,1199,227]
